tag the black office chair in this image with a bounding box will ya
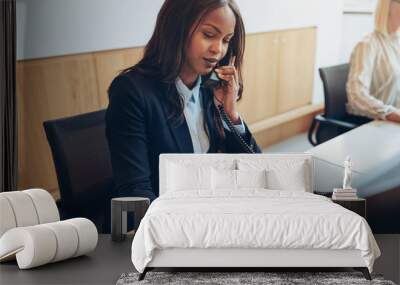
[308,64,371,146]
[43,109,113,233]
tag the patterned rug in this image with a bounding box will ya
[116,271,396,285]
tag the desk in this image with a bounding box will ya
[309,121,400,197]
[309,121,400,233]
[0,235,133,285]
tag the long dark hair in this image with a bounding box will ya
[122,0,246,148]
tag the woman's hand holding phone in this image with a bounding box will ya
[213,56,241,124]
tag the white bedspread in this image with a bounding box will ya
[131,190,380,273]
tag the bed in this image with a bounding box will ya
[131,154,380,280]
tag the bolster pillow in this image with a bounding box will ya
[0,218,98,269]
[0,189,60,237]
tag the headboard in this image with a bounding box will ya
[159,153,315,196]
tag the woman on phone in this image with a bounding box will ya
[106,0,261,201]
[346,0,400,122]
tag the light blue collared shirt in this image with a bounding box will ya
[175,76,246,153]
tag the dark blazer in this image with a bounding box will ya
[105,69,261,201]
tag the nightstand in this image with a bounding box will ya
[332,198,366,219]
[111,197,150,242]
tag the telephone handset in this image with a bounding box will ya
[217,104,255,154]
[202,47,232,89]
[201,71,222,90]
[202,53,255,154]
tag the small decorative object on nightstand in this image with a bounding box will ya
[332,156,359,200]
[332,197,366,219]
[111,197,150,242]
[342,155,353,190]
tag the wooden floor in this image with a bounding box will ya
[0,234,397,284]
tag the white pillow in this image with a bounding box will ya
[237,159,310,192]
[236,169,267,189]
[266,163,307,191]
[212,168,237,190]
[167,162,212,191]
[211,169,268,190]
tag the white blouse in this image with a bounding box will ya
[346,31,400,120]
[175,76,245,153]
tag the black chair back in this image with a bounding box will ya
[43,110,113,233]
[319,63,349,119]
[308,64,371,146]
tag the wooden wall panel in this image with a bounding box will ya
[239,27,316,122]
[239,32,280,124]
[277,28,317,113]
[16,49,144,192]
[253,110,319,149]
[16,27,318,196]
[17,54,101,191]
[94,48,144,107]
[16,63,27,191]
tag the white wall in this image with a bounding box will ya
[16,0,164,60]
[16,0,345,103]
[311,0,345,103]
[339,13,375,63]
[343,0,376,13]
[339,0,377,63]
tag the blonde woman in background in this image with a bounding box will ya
[347,0,400,123]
